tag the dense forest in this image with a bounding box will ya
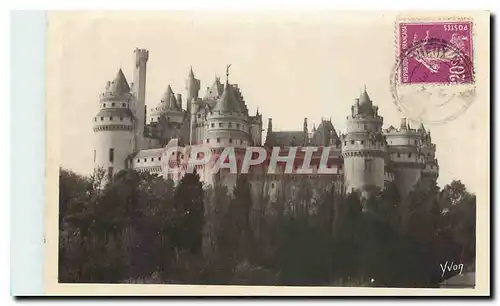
[58,168,476,287]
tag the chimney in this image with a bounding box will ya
[400,118,407,130]
[176,94,182,110]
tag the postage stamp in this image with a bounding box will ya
[391,18,477,124]
[398,21,474,84]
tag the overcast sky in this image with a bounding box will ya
[48,11,489,193]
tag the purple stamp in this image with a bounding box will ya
[399,21,474,84]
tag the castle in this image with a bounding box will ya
[93,48,439,215]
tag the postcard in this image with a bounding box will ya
[44,11,490,296]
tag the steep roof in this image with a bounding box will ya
[213,82,242,113]
[188,66,195,79]
[267,131,306,146]
[205,77,224,99]
[106,69,130,95]
[159,85,181,111]
[311,120,339,146]
[358,89,374,116]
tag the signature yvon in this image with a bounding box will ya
[440,261,464,277]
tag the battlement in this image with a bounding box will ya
[134,47,149,55]
[134,48,149,65]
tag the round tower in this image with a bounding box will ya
[384,118,426,198]
[93,69,135,180]
[185,67,200,113]
[417,123,439,182]
[342,89,386,196]
[206,81,250,148]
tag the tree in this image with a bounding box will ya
[172,171,205,255]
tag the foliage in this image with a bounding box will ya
[59,168,476,287]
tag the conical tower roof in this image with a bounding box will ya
[188,66,195,79]
[159,85,181,111]
[205,76,224,99]
[213,82,242,113]
[359,88,372,107]
[106,69,130,95]
[357,87,374,116]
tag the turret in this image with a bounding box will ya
[132,48,149,150]
[93,69,135,181]
[206,77,249,148]
[185,67,200,113]
[384,118,426,198]
[265,118,273,145]
[342,88,386,196]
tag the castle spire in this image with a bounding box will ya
[226,64,232,84]
[188,66,195,78]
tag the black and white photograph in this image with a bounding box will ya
[44,11,490,295]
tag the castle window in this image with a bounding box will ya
[100,117,104,121]
[206,139,209,143]
[111,103,115,107]
[351,140,354,144]
[360,140,364,145]
[137,159,140,163]
[271,183,275,188]
[229,138,233,143]
[217,138,220,143]
[144,158,147,162]
[237,123,240,129]
[364,124,367,130]
[120,117,123,121]
[371,140,375,145]
[408,153,412,158]
[151,158,154,162]
[198,114,201,118]
[211,123,215,128]
[109,148,114,163]
[240,140,243,144]
[94,118,96,122]
[159,157,161,161]
[344,141,347,146]
[228,122,232,128]
[219,123,223,127]
[103,103,106,108]
[109,116,113,120]
[122,103,126,107]
[397,153,401,157]
[414,140,418,145]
